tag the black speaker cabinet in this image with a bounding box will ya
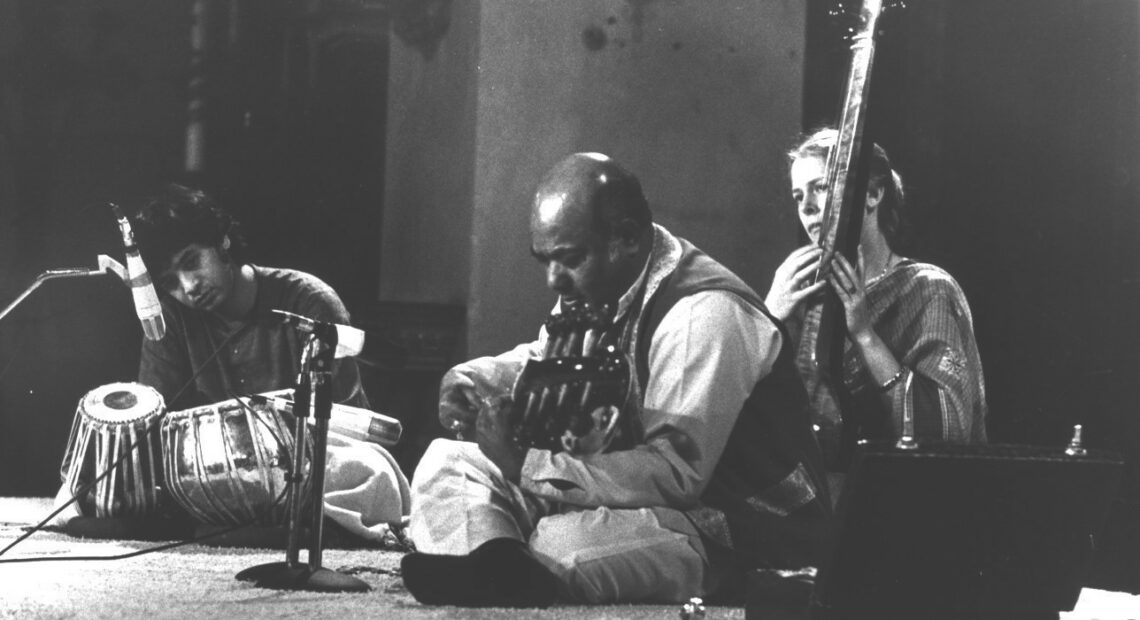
[811,441,1123,619]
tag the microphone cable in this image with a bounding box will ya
[0,487,290,564]
[14,320,251,547]
[0,320,271,561]
[163,319,255,412]
[0,209,286,561]
[0,389,300,563]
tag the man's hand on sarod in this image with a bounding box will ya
[476,395,524,483]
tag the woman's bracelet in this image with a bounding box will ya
[877,368,906,392]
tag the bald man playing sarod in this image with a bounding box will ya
[400,153,831,607]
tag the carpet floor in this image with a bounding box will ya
[0,497,735,620]
[3,497,1138,619]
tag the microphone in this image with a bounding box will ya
[272,309,407,367]
[111,203,166,341]
[274,309,363,359]
[247,390,403,448]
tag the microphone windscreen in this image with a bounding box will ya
[333,324,365,359]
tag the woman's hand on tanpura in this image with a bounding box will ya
[827,253,874,340]
[829,252,907,389]
[765,245,828,321]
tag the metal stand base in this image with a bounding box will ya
[236,562,370,592]
[234,330,371,594]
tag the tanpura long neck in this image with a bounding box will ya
[797,0,886,384]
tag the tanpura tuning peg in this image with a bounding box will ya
[1064,424,1087,457]
[679,597,706,620]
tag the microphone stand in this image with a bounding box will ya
[0,255,127,323]
[235,327,371,592]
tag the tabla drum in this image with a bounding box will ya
[162,396,312,526]
[60,382,167,518]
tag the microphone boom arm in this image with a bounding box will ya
[97,254,129,283]
[0,254,128,323]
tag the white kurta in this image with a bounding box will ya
[409,226,782,603]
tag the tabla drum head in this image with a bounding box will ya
[63,382,170,518]
[80,382,165,425]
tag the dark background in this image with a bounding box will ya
[0,0,1136,591]
[803,0,1140,590]
[0,0,461,492]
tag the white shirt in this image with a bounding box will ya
[516,226,783,509]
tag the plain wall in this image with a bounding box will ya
[379,1,480,305]
[381,0,806,356]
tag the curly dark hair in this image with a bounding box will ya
[131,184,248,272]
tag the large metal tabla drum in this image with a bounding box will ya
[60,382,168,518]
[162,397,312,526]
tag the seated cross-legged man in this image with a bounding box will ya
[51,184,409,541]
[130,185,409,539]
[401,153,832,607]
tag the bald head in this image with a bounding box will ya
[531,153,652,243]
[528,153,653,308]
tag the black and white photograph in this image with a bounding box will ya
[0,1,1137,618]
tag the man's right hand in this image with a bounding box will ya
[765,245,827,321]
[439,365,483,440]
[439,359,521,441]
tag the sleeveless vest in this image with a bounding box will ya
[633,239,832,572]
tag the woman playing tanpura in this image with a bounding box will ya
[765,128,988,471]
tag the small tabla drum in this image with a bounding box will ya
[60,382,168,518]
[162,396,312,526]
